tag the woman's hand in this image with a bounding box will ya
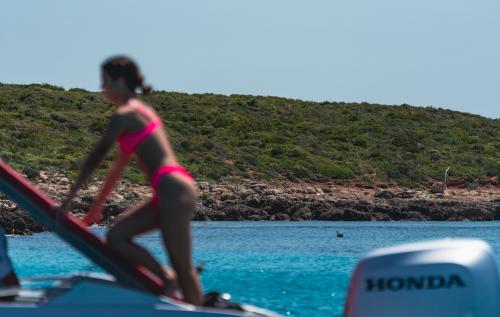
[57,200,70,215]
[55,200,72,223]
[81,152,128,227]
[56,187,79,219]
[83,205,103,226]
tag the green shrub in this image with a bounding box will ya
[1,83,499,184]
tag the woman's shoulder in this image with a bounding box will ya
[114,101,140,117]
[115,99,157,121]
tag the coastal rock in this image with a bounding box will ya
[244,195,263,208]
[460,208,494,221]
[292,206,312,220]
[58,177,70,186]
[374,188,394,199]
[262,188,278,196]
[354,200,373,212]
[247,214,266,221]
[0,208,45,235]
[0,171,498,235]
[250,183,268,193]
[493,205,500,220]
[303,187,316,194]
[221,204,268,220]
[39,171,49,183]
[397,190,414,199]
[429,209,447,220]
[239,190,254,199]
[271,213,290,221]
[387,209,404,220]
[102,203,129,221]
[193,204,212,220]
[205,210,228,221]
[406,200,433,215]
[404,211,427,221]
[197,182,209,191]
[267,197,293,214]
[343,209,371,221]
[318,209,344,220]
[431,182,445,194]
[370,212,391,221]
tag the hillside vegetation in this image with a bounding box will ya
[0,83,499,187]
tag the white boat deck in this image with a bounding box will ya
[0,273,281,317]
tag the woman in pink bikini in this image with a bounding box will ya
[59,56,202,305]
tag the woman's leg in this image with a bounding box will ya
[107,200,175,289]
[157,175,203,306]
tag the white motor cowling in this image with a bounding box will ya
[344,239,500,317]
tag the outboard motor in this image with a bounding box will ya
[344,239,500,317]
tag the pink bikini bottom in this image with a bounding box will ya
[150,165,193,206]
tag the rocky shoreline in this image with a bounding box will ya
[1,172,499,235]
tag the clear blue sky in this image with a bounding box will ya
[1,0,499,118]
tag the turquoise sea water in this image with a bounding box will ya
[7,221,500,317]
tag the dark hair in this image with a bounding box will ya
[101,56,152,94]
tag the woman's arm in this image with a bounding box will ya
[83,152,129,225]
[59,113,125,213]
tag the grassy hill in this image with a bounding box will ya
[0,83,499,187]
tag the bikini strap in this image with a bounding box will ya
[130,100,154,120]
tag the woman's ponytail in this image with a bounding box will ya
[141,84,152,95]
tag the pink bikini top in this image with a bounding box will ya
[117,103,163,156]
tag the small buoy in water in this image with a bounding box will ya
[337,231,344,238]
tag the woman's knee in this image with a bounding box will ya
[107,227,128,250]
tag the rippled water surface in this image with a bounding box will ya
[7,221,500,316]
